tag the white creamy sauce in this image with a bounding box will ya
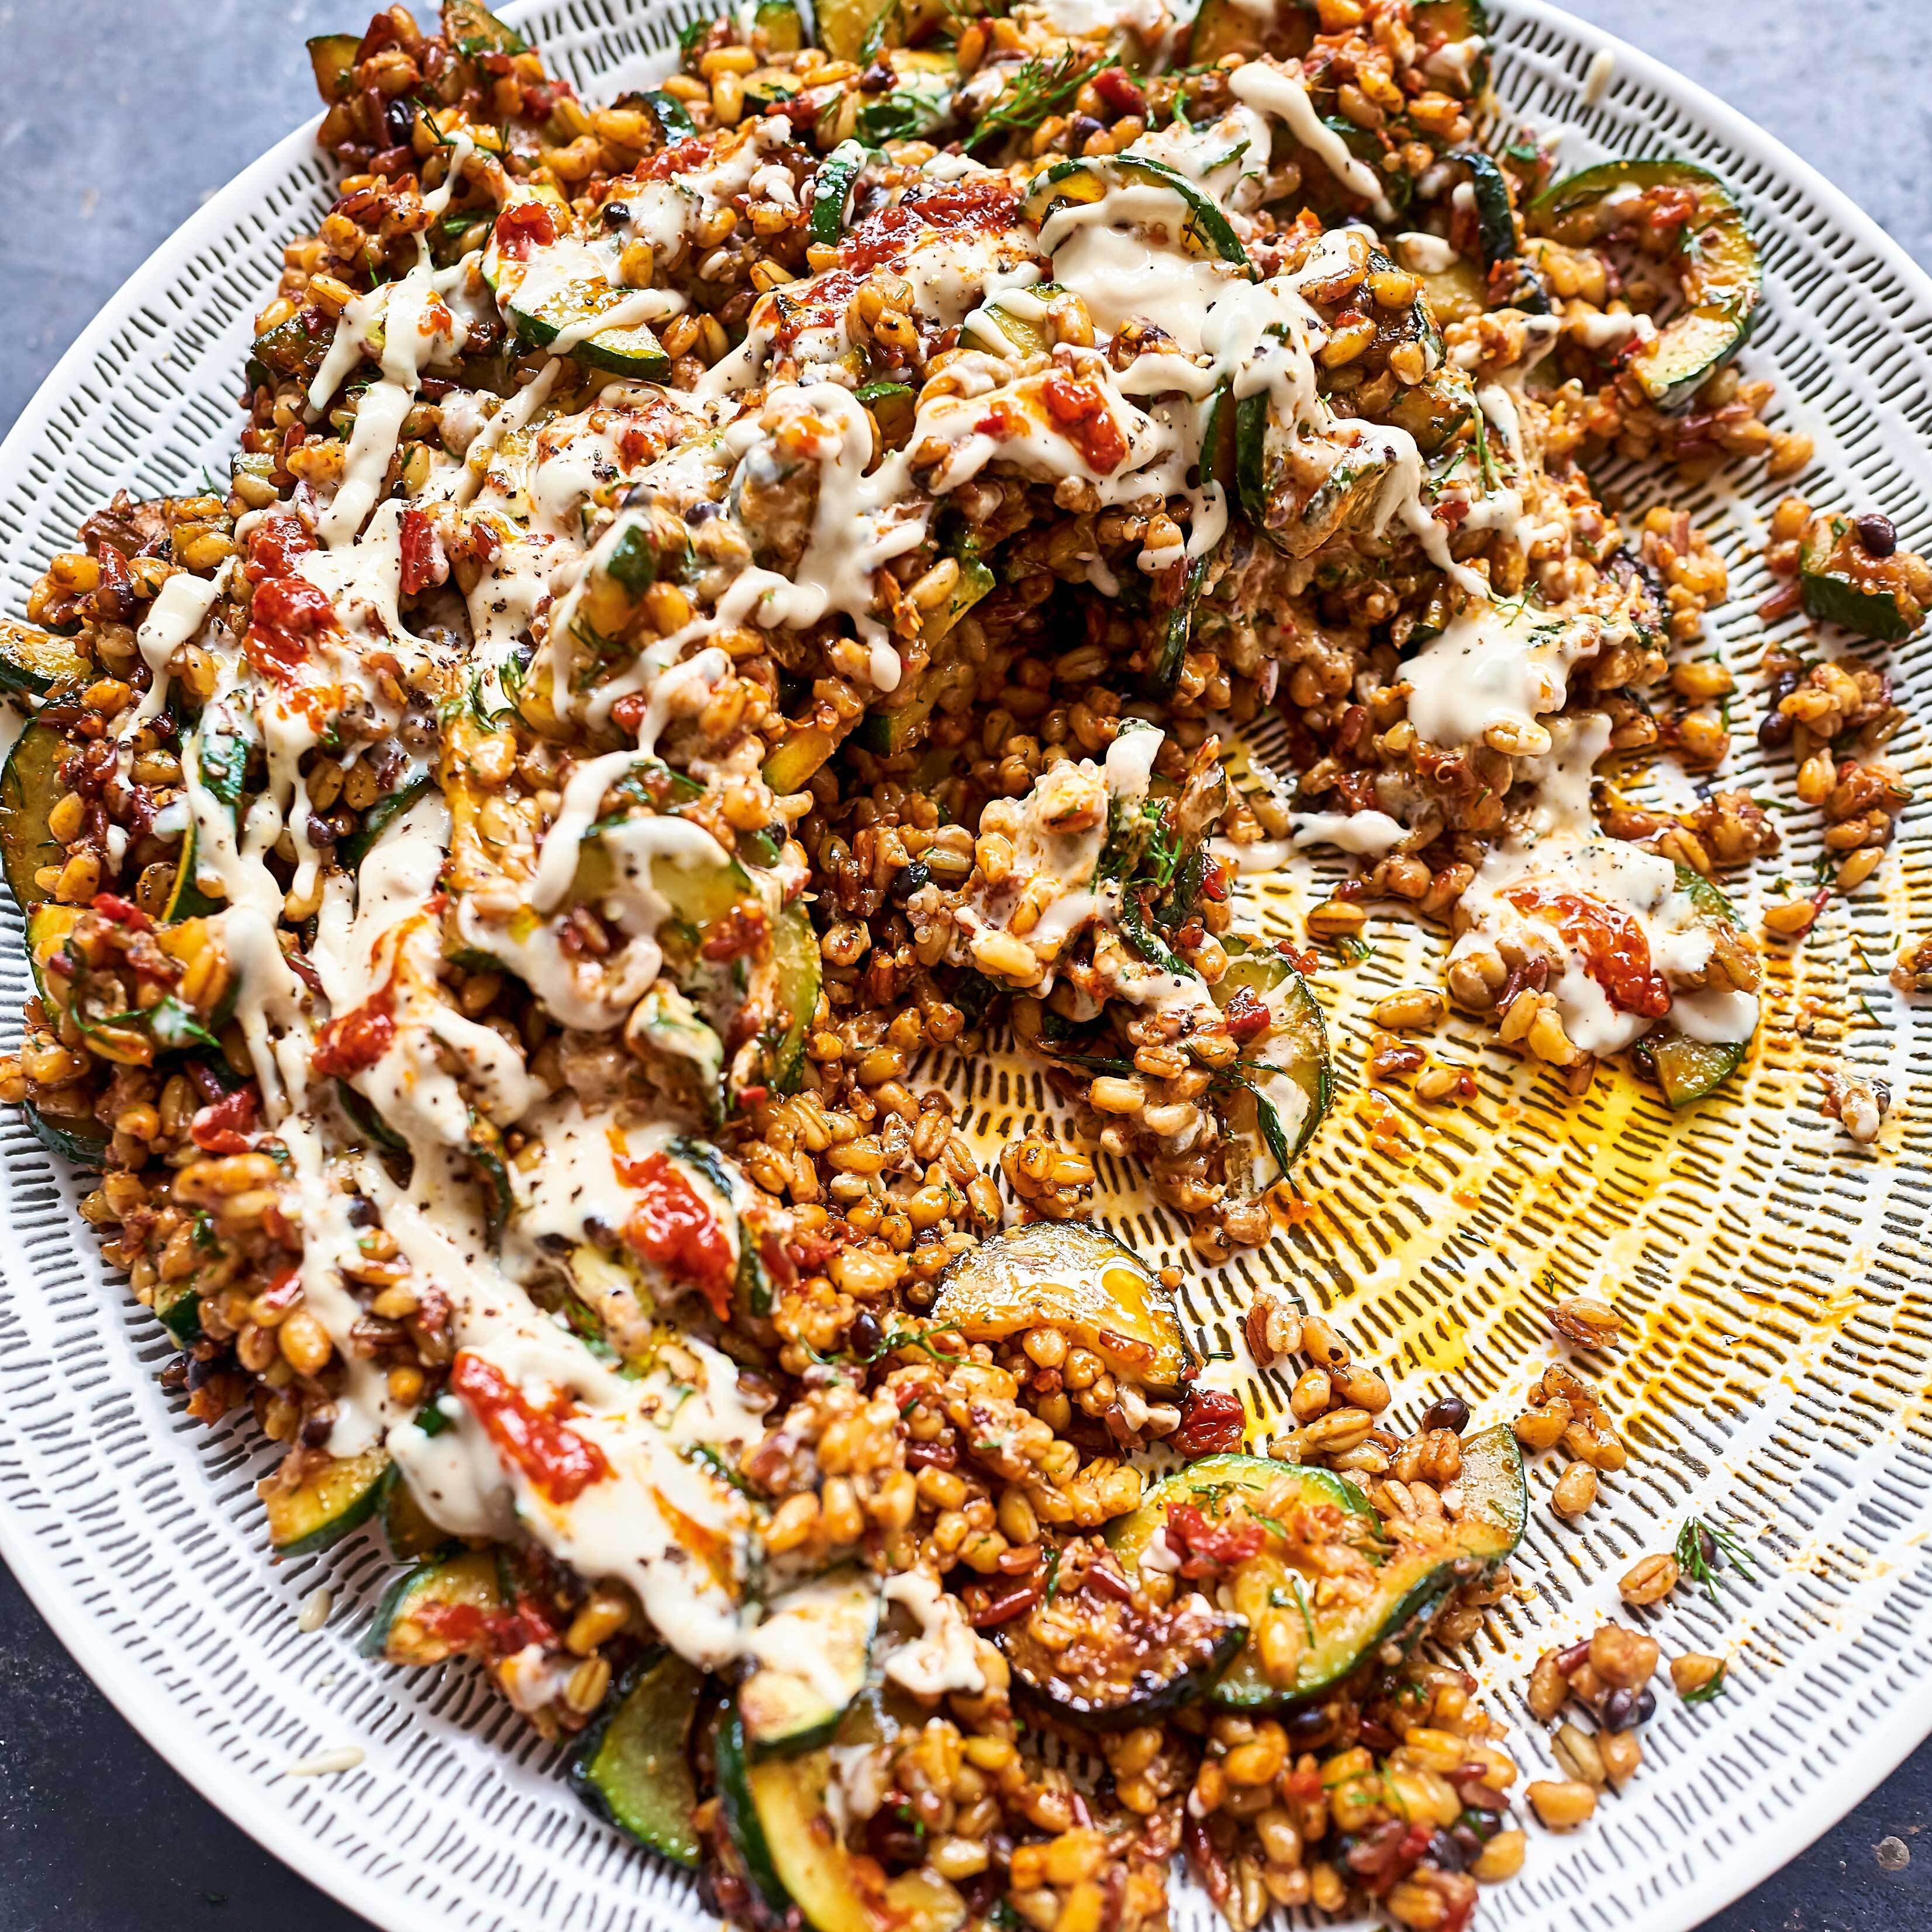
[1450,716,1755,1054]
[1291,809,1408,857]
[1404,599,1591,756]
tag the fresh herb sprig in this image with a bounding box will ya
[1680,1661,1728,1704]
[1674,1514,1758,1606]
[969,49,1096,149]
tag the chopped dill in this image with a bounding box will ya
[1681,1661,1728,1704]
[970,49,1096,148]
[1675,1514,1759,1607]
[1288,1574,1316,1644]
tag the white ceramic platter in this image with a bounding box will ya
[1,3,1929,1929]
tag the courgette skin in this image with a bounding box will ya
[1106,1433,1524,1709]
[1000,1590,1246,1729]
[931,1220,1196,1392]
[1451,149,1548,313]
[1024,157,1251,270]
[1189,0,1317,66]
[1636,867,1756,1107]
[263,1447,394,1557]
[570,1648,706,1866]
[1799,515,1919,642]
[361,1548,503,1664]
[1212,936,1333,1179]
[25,1096,108,1167]
[738,1569,879,1760]
[719,1703,969,1932]
[1530,158,1761,408]
[0,619,89,701]
[0,721,68,912]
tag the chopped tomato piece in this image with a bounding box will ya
[398,507,448,597]
[310,989,396,1077]
[1163,1500,1267,1578]
[448,1351,611,1505]
[1171,1386,1246,1456]
[616,1149,736,1322]
[1040,373,1127,473]
[1502,884,1672,1018]
[247,576,338,679]
[190,1085,260,1153]
[491,199,558,260]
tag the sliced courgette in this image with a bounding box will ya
[1212,936,1332,1185]
[26,1095,108,1166]
[445,0,527,57]
[264,1446,392,1557]
[1109,1431,1524,1709]
[339,773,435,870]
[306,32,363,102]
[154,1278,203,1346]
[1024,156,1251,269]
[1530,158,1760,408]
[768,904,820,1095]
[809,140,869,249]
[813,0,896,63]
[1413,0,1492,95]
[1636,868,1756,1106]
[1385,366,1477,454]
[1451,149,1547,313]
[1237,369,1391,557]
[0,620,90,701]
[1799,513,1920,642]
[719,1707,968,1932]
[0,721,68,912]
[484,183,671,379]
[930,1220,1195,1392]
[640,88,697,143]
[761,724,839,796]
[570,1648,706,1866]
[362,1548,503,1663]
[740,1569,881,1758]
[1189,0,1316,64]
[754,0,805,53]
[26,902,82,1010]
[999,1588,1245,1729]
[467,1110,514,1246]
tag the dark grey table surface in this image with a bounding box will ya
[2,2,1929,1927]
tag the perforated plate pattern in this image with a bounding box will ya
[0,5,1927,1930]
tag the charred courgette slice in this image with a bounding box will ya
[930,1221,1196,1393]
[0,619,89,701]
[1799,512,1923,643]
[0,721,68,912]
[571,1647,706,1865]
[1212,936,1333,1186]
[1024,157,1250,269]
[1189,0,1316,65]
[264,1446,393,1557]
[1108,1431,1524,1708]
[998,1583,1245,1729]
[1530,158,1760,408]
[719,1706,968,1932]
[363,1548,503,1664]
[739,1569,880,1758]
[1634,868,1758,1106]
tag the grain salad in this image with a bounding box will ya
[0,1,1920,1927]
